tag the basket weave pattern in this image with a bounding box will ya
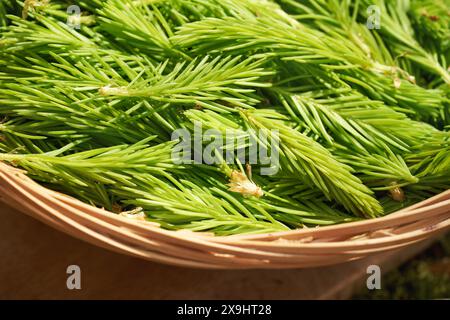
[1,162,449,269]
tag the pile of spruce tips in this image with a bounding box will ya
[0,0,449,235]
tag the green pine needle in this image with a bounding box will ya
[0,0,448,235]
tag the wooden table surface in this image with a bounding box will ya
[0,202,438,300]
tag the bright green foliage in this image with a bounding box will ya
[0,0,448,235]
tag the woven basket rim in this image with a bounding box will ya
[1,161,449,269]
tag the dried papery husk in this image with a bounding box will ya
[227,170,264,198]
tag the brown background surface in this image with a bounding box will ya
[0,202,438,300]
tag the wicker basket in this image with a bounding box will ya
[1,161,449,269]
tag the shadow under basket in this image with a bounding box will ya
[1,162,449,269]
